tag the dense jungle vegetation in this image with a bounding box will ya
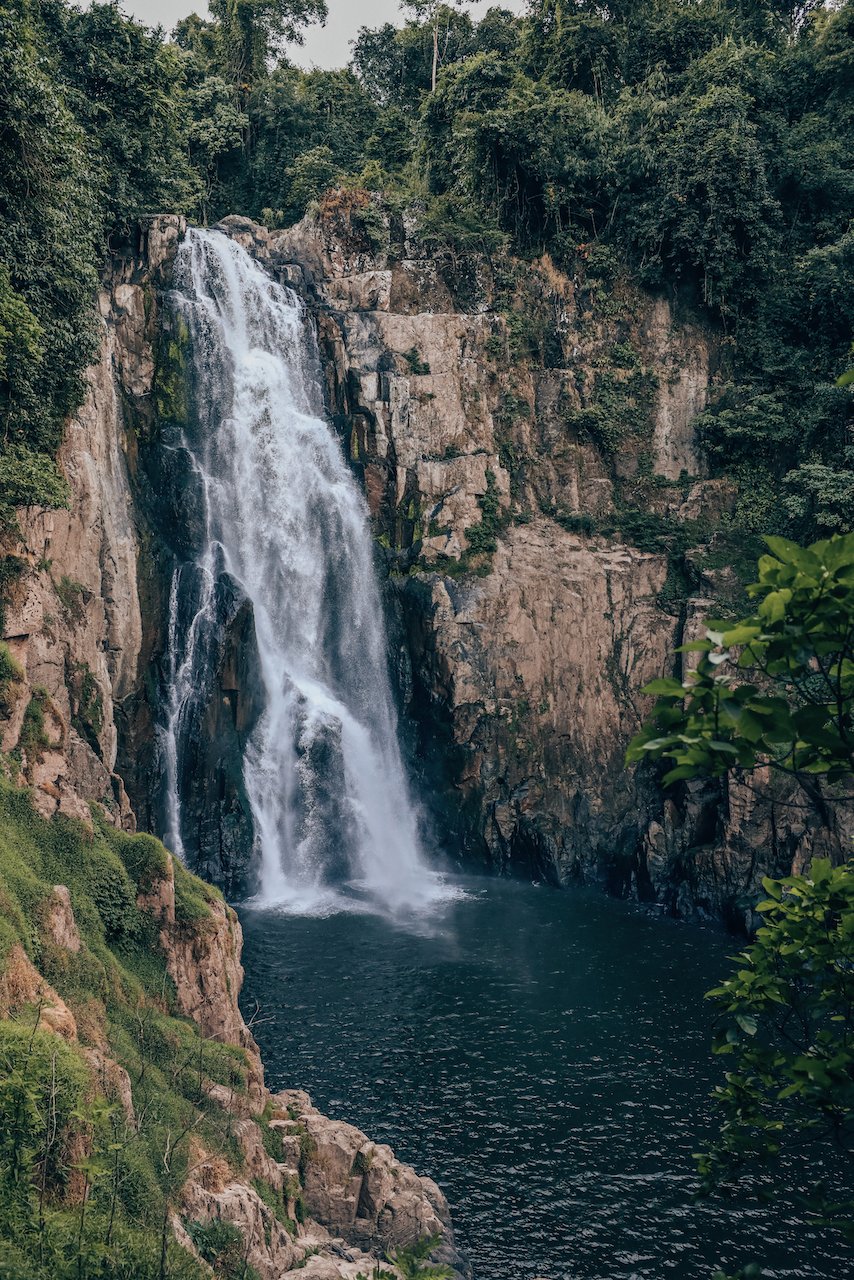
[0,0,852,539]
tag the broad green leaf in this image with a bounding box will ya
[642,677,686,697]
[721,624,762,646]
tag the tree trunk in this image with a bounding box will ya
[432,15,439,92]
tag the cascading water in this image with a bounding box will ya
[160,228,448,914]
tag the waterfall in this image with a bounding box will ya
[161,228,448,914]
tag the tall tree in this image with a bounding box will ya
[401,1,468,91]
[208,0,327,102]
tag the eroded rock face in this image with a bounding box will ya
[171,582,264,898]
[402,523,678,887]
[45,885,81,953]
[0,943,78,1042]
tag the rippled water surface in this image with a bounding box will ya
[239,879,851,1280]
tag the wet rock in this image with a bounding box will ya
[172,578,264,897]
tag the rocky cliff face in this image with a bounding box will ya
[216,202,838,928]
[0,216,185,829]
[3,203,838,928]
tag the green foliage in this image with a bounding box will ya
[173,856,220,927]
[56,1,199,232]
[154,314,191,432]
[208,0,327,94]
[784,456,854,537]
[566,362,658,458]
[0,446,70,528]
[700,859,854,1236]
[186,76,248,220]
[627,533,854,792]
[247,67,378,224]
[629,534,854,1245]
[18,690,51,765]
[390,1235,453,1280]
[251,1176,297,1234]
[0,644,23,714]
[464,469,508,559]
[286,146,343,214]
[259,1115,285,1162]
[68,663,104,751]
[0,1021,89,1252]
[54,576,87,625]
[0,558,25,636]
[0,0,101,458]
[403,347,430,376]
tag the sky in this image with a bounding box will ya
[120,0,526,69]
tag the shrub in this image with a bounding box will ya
[185,1219,260,1280]
[0,446,70,530]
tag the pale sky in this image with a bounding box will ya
[119,0,526,68]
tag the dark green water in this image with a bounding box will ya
[239,879,851,1280]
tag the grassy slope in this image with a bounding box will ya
[0,781,268,1280]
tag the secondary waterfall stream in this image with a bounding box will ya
[160,228,446,913]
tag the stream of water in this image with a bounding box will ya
[240,882,851,1280]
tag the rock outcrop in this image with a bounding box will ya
[0,216,184,829]
[161,875,464,1280]
[275,1089,451,1256]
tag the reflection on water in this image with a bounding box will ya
[239,878,852,1280]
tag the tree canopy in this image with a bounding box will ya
[0,0,852,548]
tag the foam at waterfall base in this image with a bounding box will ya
[246,866,468,921]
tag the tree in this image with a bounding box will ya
[401,1,468,92]
[628,534,854,1238]
[0,0,100,464]
[58,1,197,231]
[700,858,853,1237]
[208,0,328,101]
[186,77,249,222]
[627,533,854,807]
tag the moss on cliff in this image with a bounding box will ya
[153,312,191,436]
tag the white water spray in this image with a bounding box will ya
[162,228,449,914]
